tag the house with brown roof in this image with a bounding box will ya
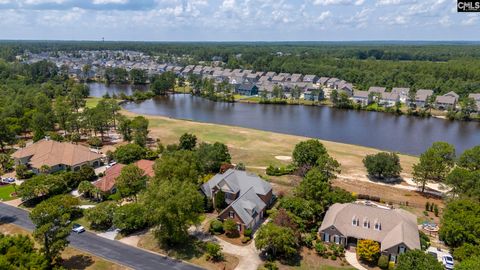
[12,139,103,174]
[319,203,420,263]
[93,159,155,193]
[201,169,274,233]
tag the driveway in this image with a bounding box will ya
[213,237,262,270]
[0,203,203,270]
[345,249,368,270]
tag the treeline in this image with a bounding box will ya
[3,41,480,96]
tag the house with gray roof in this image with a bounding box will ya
[303,75,319,84]
[435,92,458,110]
[468,93,480,112]
[318,77,330,86]
[352,91,370,106]
[265,72,277,78]
[319,203,420,263]
[201,169,274,233]
[289,73,304,83]
[379,92,400,107]
[368,86,387,94]
[391,88,410,103]
[415,89,434,108]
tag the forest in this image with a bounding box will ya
[1,41,480,96]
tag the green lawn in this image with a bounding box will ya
[0,185,17,201]
[85,97,103,108]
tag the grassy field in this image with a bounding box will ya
[85,97,103,108]
[0,223,128,270]
[121,109,418,177]
[0,185,17,201]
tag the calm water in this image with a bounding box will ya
[89,83,480,155]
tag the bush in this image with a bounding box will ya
[113,203,149,234]
[87,136,103,147]
[223,219,239,238]
[266,164,296,176]
[330,244,345,257]
[330,255,337,260]
[209,220,224,234]
[243,228,252,238]
[378,255,389,269]
[241,237,251,243]
[388,261,395,270]
[85,201,117,231]
[205,242,223,262]
[302,233,316,248]
[357,239,380,263]
[315,242,327,256]
[263,261,279,270]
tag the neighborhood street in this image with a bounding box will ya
[0,203,203,270]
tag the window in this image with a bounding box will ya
[352,216,357,226]
[323,233,330,242]
[229,211,235,218]
[363,218,370,228]
[375,222,381,231]
[334,235,340,244]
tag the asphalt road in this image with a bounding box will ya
[0,203,203,270]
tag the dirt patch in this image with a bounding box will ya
[275,156,292,161]
[277,247,355,270]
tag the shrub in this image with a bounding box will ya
[214,191,227,211]
[263,261,278,270]
[87,136,103,147]
[425,202,430,211]
[330,255,337,260]
[243,228,252,238]
[378,255,389,269]
[330,244,345,257]
[433,204,439,217]
[205,242,223,262]
[302,233,316,248]
[388,261,395,270]
[242,237,251,243]
[209,220,224,234]
[315,242,327,256]
[223,219,238,238]
[357,239,380,263]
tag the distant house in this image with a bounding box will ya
[12,139,103,174]
[318,77,330,86]
[246,73,260,83]
[257,83,275,99]
[468,93,480,112]
[271,75,286,83]
[289,74,303,83]
[379,92,400,107]
[303,75,319,84]
[352,90,370,106]
[304,88,324,101]
[435,91,459,110]
[326,78,341,89]
[414,89,434,108]
[337,82,354,97]
[265,72,277,79]
[93,159,155,193]
[368,87,386,94]
[235,83,259,96]
[201,169,274,233]
[391,88,410,104]
[319,203,420,263]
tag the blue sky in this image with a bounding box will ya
[0,0,479,41]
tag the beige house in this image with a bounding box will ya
[12,139,103,174]
[318,203,420,262]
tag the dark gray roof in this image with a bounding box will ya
[201,169,272,198]
[368,86,386,93]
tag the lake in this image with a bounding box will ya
[89,83,480,155]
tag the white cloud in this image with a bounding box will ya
[313,0,364,6]
[92,0,128,4]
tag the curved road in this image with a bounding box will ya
[0,203,202,270]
